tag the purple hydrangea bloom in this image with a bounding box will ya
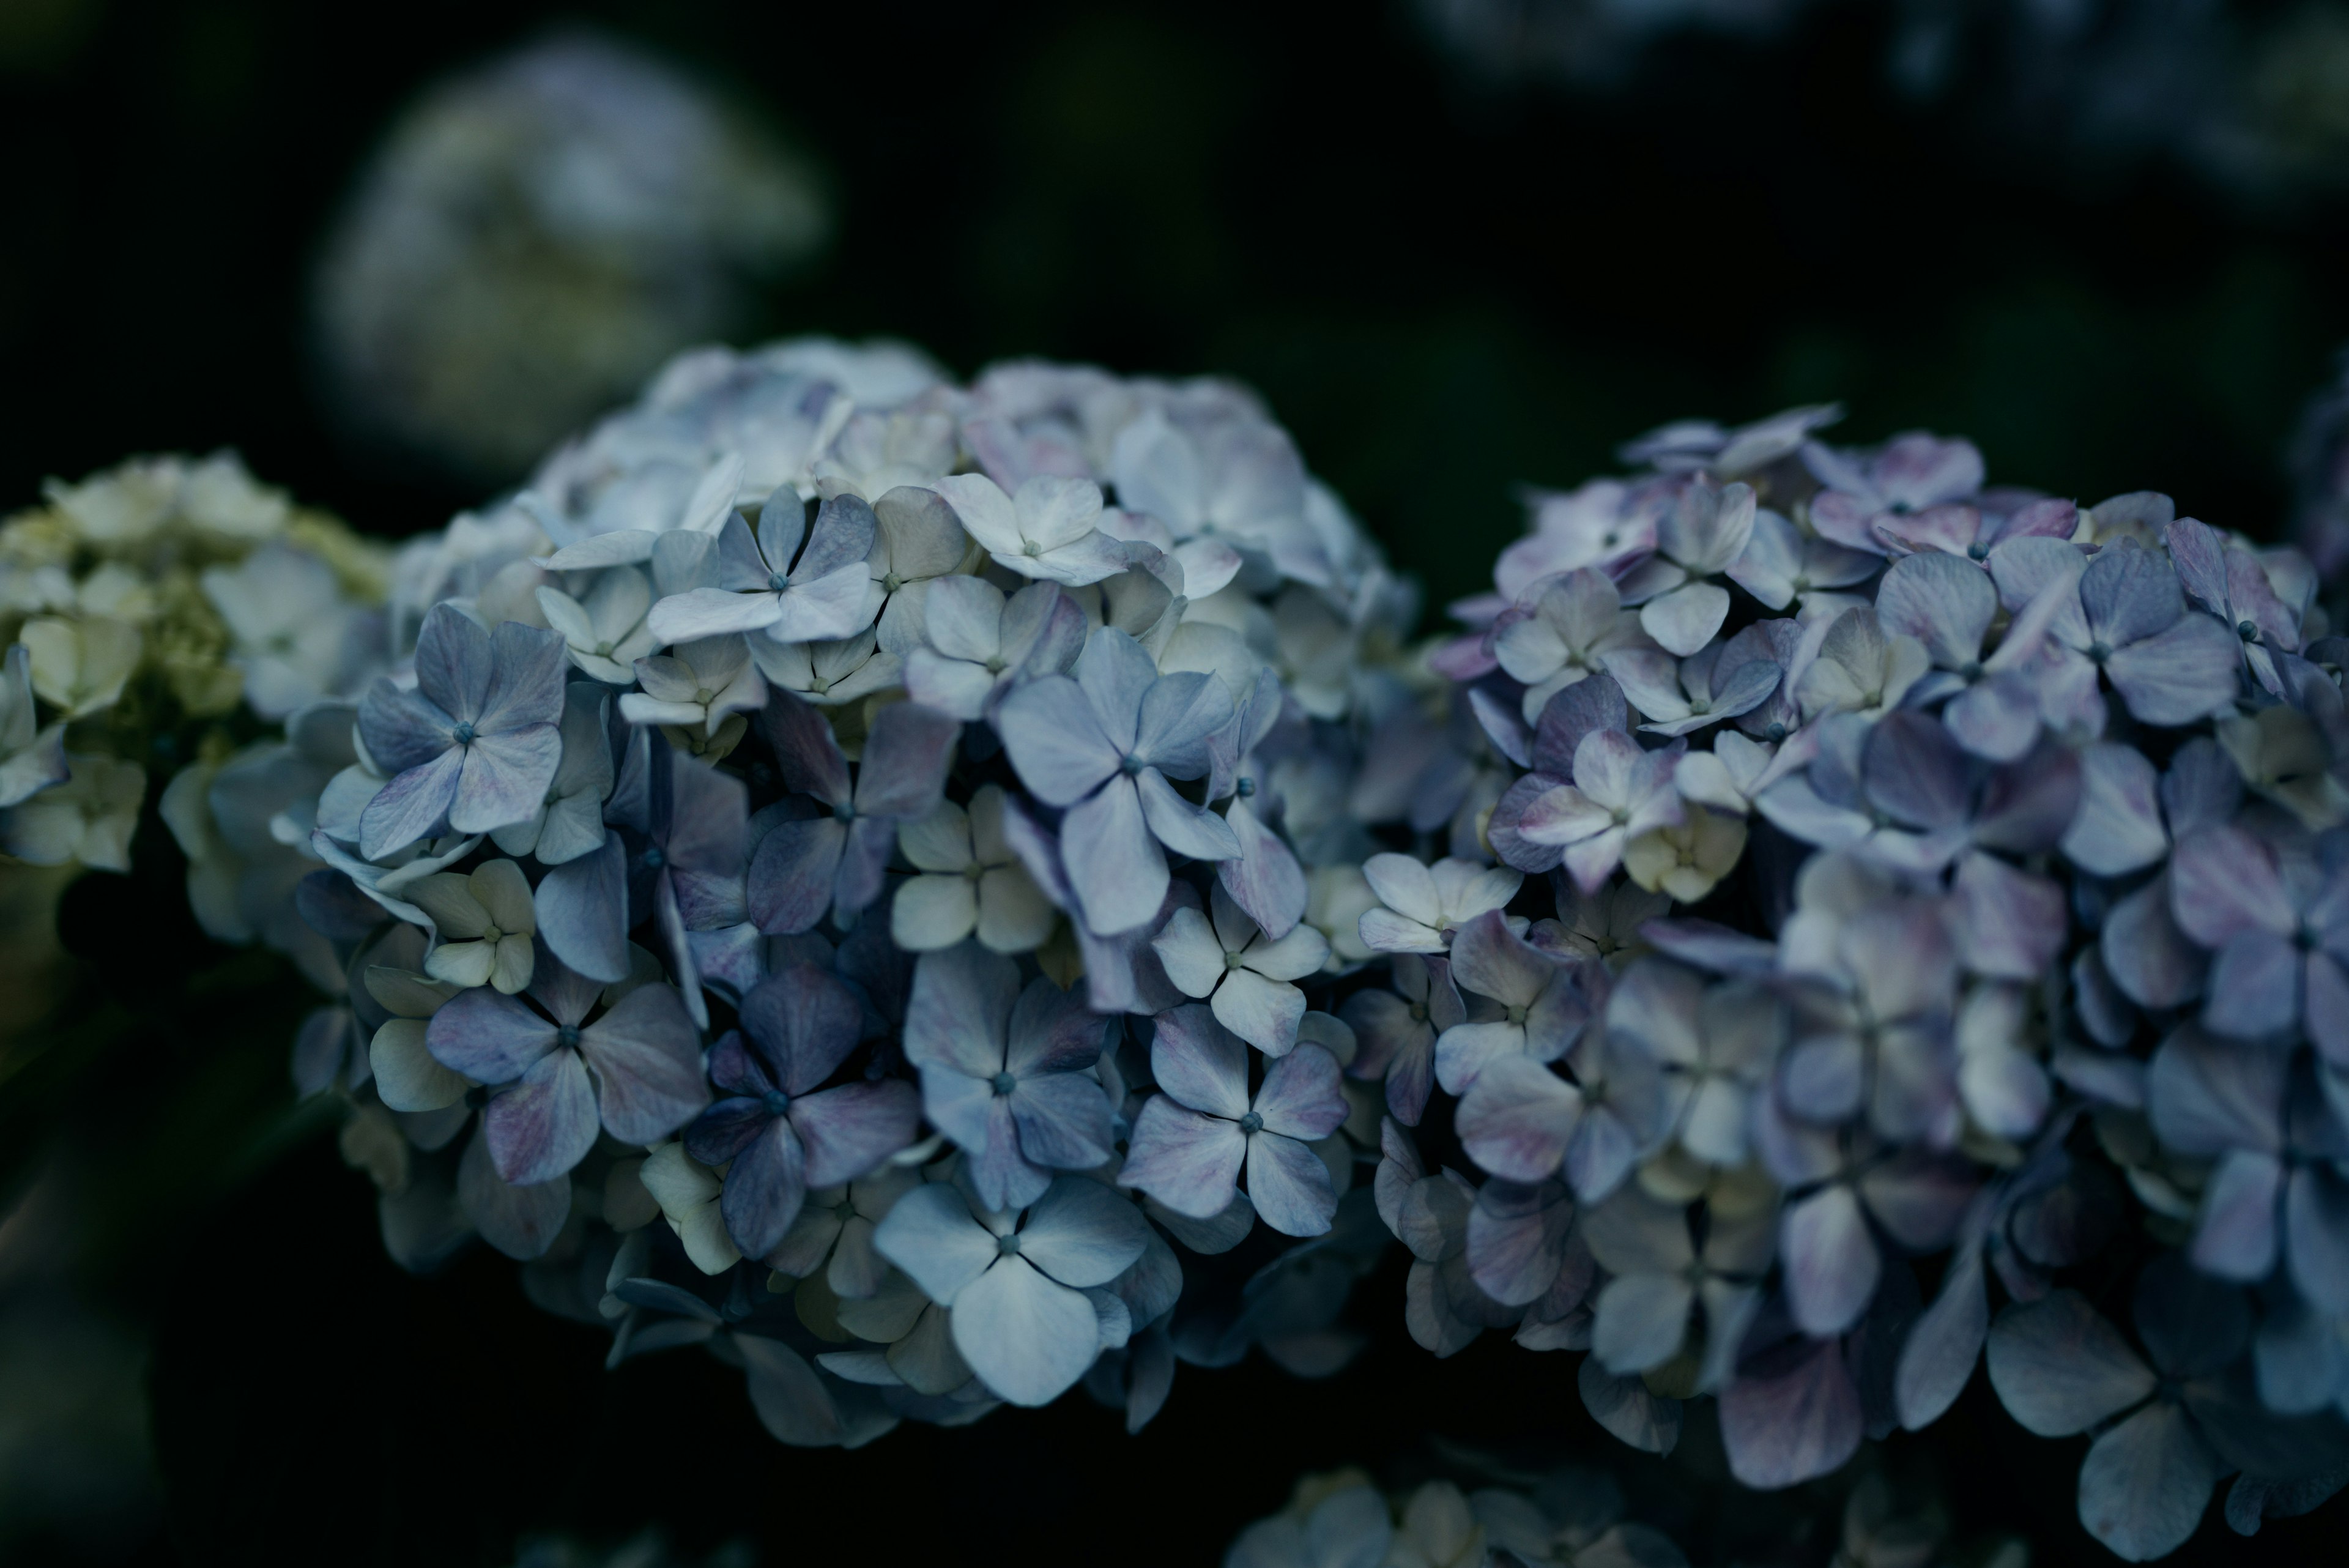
[426,953,708,1185]
[748,689,957,934]
[682,964,920,1260]
[1118,1004,1348,1236]
[902,943,1117,1212]
[357,604,568,859]
[995,626,1239,935]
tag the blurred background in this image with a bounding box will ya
[6,1,2349,1563]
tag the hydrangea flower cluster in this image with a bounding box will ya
[1362,406,2349,1559]
[0,455,385,994]
[233,339,1421,1444]
[1225,1459,1995,1568]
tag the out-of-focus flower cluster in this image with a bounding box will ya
[311,30,831,485]
[1225,1458,2009,1568]
[0,453,387,1026]
[248,337,1422,1447]
[1359,403,2349,1559]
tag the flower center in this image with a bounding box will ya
[595,640,614,656]
[1765,722,1787,741]
[555,1025,582,1050]
[2087,641,2112,664]
[1507,1004,1528,1025]
[762,1090,792,1117]
[768,570,791,592]
[883,573,904,593]
[451,721,477,745]
[833,1199,856,1222]
[1409,1002,1428,1022]
[991,1071,1018,1096]
[1959,660,1984,681]
[640,847,666,871]
[997,1232,1023,1255]
[1966,542,1987,561]
[2238,619,2260,643]
[1237,1111,1264,1134]
[833,801,856,823]
[1236,777,1255,797]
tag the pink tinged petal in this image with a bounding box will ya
[2168,825,2293,948]
[486,1047,599,1185]
[1148,1003,1252,1117]
[1434,1020,1529,1096]
[1783,1184,1879,1336]
[2077,1403,2220,1562]
[458,1126,570,1260]
[2106,615,2242,727]
[426,985,557,1082]
[1639,581,1732,658]
[1466,1178,1573,1306]
[1063,778,1167,937]
[2102,875,2206,1011]
[358,747,464,860]
[1954,853,2066,979]
[1015,1176,1149,1287]
[1456,1054,1581,1183]
[1245,1129,1337,1236]
[579,984,708,1143]
[1217,799,1307,939]
[793,1080,920,1187]
[872,1182,996,1302]
[1717,1339,1860,1488]
[1578,1357,1682,1455]
[1877,551,1997,666]
[2061,743,2169,876]
[852,700,959,820]
[1560,830,1630,896]
[749,818,848,935]
[996,674,1123,806]
[1896,1245,1987,1429]
[1448,908,1556,1009]
[1943,673,2044,762]
[2191,1149,2283,1280]
[1253,1042,1347,1139]
[1134,767,1241,861]
[1118,1095,1246,1217]
[1212,968,1305,1054]
[1984,1290,2158,1436]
